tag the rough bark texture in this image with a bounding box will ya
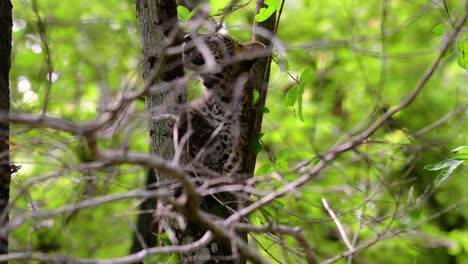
[243,0,276,175]
[132,0,185,258]
[0,0,12,258]
[133,0,275,263]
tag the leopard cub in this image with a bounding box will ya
[178,33,265,178]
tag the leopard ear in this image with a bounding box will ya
[240,41,267,62]
[243,41,266,53]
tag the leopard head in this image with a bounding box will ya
[182,33,265,99]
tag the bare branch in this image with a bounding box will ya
[0,232,213,264]
[322,198,354,251]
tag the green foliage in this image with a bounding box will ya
[8,0,467,263]
[252,88,260,105]
[210,0,231,15]
[431,23,446,36]
[177,5,195,21]
[425,146,467,187]
[284,85,298,106]
[255,0,280,22]
[458,35,467,70]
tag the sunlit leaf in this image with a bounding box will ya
[458,54,467,70]
[299,67,314,86]
[296,67,313,122]
[452,146,468,154]
[457,37,467,70]
[177,5,191,21]
[251,216,262,225]
[424,159,462,171]
[275,149,290,171]
[210,0,230,14]
[255,163,272,176]
[433,160,463,187]
[431,23,445,36]
[284,85,298,106]
[453,155,468,161]
[255,0,280,22]
[297,85,304,121]
[253,89,260,105]
[276,148,290,162]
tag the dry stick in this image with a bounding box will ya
[411,103,467,138]
[226,9,468,230]
[1,149,270,264]
[0,232,214,264]
[321,198,467,264]
[235,223,318,264]
[31,0,54,114]
[322,198,354,251]
[2,189,169,234]
[100,150,269,264]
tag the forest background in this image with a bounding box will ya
[1,0,467,263]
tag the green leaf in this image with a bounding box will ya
[452,146,468,154]
[296,67,313,122]
[253,89,260,105]
[424,159,462,171]
[251,216,263,225]
[299,67,314,86]
[187,80,203,101]
[276,148,290,162]
[458,53,467,70]
[431,23,445,36]
[255,163,272,176]
[453,155,468,161]
[275,149,290,171]
[457,37,467,70]
[252,132,265,154]
[156,232,171,244]
[297,85,304,121]
[177,5,191,21]
[276,160,288,172]
[255,0,280,22]
[210,0,230,14]
[262,106,270,113]
[284,86,299,106]
[433,160,463,187]
[424,159,463,187]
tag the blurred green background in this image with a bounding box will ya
[8,0,467,263]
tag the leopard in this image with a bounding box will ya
[175,33,265,263]
[179,33,265,180]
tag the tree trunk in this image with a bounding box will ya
[133,0,276,263]
[243,0,276,174]
[0,0,13,259]
[132,0,185,258]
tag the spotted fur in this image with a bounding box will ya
[179,33,265,178]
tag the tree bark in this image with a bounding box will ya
[133,0,276,263]
[0,0,13,259]
[132,0,185,258]
[243,0,276,175]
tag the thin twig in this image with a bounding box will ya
[322,198,354,251]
